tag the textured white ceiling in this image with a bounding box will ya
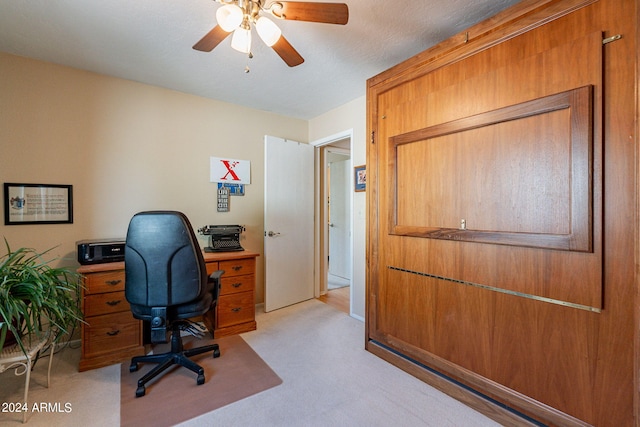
[0,0,521,119]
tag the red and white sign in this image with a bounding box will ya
[210,157,251,184]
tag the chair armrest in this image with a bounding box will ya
[209,270,224,282]
[207,270,225,302]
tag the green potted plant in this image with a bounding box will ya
[0,239,83,357]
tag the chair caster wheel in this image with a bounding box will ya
[197,374,205,385]
[213,348,221,358]
[136,386,146,397]
[129,363,139,372]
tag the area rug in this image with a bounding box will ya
[120,334,282,427]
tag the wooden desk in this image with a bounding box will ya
[77,250,259,371]
[201,251,259,338]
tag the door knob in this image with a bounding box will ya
[267,231,281,237]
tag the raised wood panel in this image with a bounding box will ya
[391,86,593,252]
[366,1,636,425]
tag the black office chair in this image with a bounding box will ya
[124,210,223,398]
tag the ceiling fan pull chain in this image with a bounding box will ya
[245,51,253,73]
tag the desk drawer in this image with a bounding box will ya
[217,292,255,328]
[83,311,141,357]
[84,270,125,294]
[220,274,254,296]
[219,258,255,277]
[84,291,130,316]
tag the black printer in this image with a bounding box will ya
[76,238,126,265]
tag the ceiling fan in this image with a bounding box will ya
[193,0,349,67]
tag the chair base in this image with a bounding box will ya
[129,324,220,397]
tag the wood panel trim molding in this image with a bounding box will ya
[387,265,601,313]
[388,85,594,252]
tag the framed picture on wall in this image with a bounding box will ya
[4,183,73,225]
[354,165,366,192]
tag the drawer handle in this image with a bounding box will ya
[106,330,120,336]
[231,282,243,288]
[106,300,122,306]
[105,280,122,286]
[231,307,242,313]
[232,265,243,271]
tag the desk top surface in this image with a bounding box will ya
[77,250,259,274]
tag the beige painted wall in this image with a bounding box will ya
[309,96,366,320]
[0,52,308,304]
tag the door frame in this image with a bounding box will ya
[311,129,354,314]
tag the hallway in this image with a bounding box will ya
[318,286,349,314]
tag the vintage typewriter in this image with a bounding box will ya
[198,224,245,252]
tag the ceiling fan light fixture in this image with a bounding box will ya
[194,1,349,68]
[255,16,282,47]
[231,27,252,53]
[216,4,243,32]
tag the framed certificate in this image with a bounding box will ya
[4,183,73,225]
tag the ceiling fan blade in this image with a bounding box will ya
[273,2,349,25]
[272,36,305,67]
[192,25,231,52]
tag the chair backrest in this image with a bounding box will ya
[124,211,208,308]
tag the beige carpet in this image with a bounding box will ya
[1,300,501,426]
[120,334,282,427]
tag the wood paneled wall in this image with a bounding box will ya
[366,0,637,425]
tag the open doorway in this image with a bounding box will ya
[314,135,352,315]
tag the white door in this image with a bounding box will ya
[328,158,351,280]
[264,135,315,312]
